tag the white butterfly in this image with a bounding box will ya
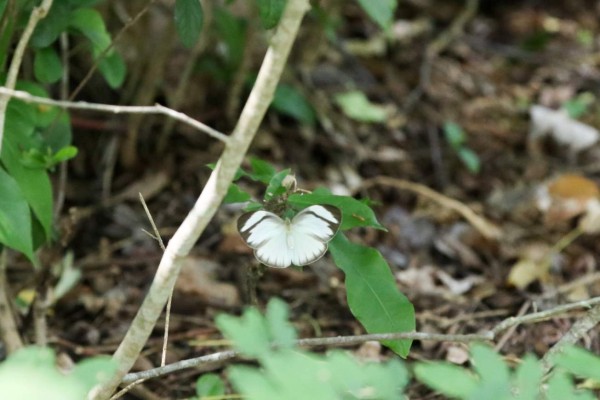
[238,205,342,268]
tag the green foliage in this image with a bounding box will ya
[272,84,316,125]
[33,47,63,84]
[355,0,397,29]
[329,233,415,357]
[415,343,600,400]
[256,0,287,29]
[443,121,481,174]
[195,373,226,399]
[0,346,116,400]
[214,298,409,400]
[214,7,246,70]
[0,166,34,259]
[334,90,389,123]
[175,0,204,48]
[562,92,594,119]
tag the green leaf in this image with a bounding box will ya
[224,183,252,204]
[458,147,480,174]
[272,84,316,125]
[34,47,63,84]
[249,157,276,184]
[69,8,111,52]
[256,0,286,29]
[228,366,282,399]
[265,298,296,349]
[471,344,510,385]
[31,2,71,48]
[52,146,78,164]
[356,0,396,29]
[329,234,415,356]
[562,92,594,119]
[513,355,542,400]
[70,356,116,390]
[264,169,290,201]
[443,121,465,149]
[0,167,34,259]
[554,346,600,382]
[216,307,271,358]
[175,0,204,48]
[288,189,385,231]
[334,90,388,123]
[196,373,225,398]
[414,362,478,398]
[214,7,246,68]
[98,51,126,89]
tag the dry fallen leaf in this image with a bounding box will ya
[507,243,553,289]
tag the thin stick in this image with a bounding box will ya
[0,0,54,153]
[54,32,70,217]
[121,295,600,383]
[361,176,502,240]
[0,87,229,143]
[0,249,23,352]
[139,193,170,368]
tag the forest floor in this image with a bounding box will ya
[8,0,600,398]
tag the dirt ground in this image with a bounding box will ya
[7,0,600,398]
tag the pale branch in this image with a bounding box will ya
[121,295,600,383]
[91,1,311,398]
[0,87,229,143]
[0,0,54,153]
[0,250,23,353]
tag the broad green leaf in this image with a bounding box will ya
[334,90,389,123]
[264,169,290,201]
[546,370,580,400]
[244,201,263,212]
[356,0,397,30]
[249,157,276,183]
[34,47,63,84]
[14,81,60,129]
[70,356,116,389]
[513,355,542,400]
[443,121,466,149]
[228,366,283,399]
[214,7,246,68]
[554,346,600,382]
[0,0,7,19]
[98,52,126,89]
[414,362,478,398]
[272,84,316,125]
[175,0,204,48]
[458,147,480,174]
[256,0,286,29]
[216,307,270,358]
[196,373,225,398]
[69,8,111,52]
[266,298,296,349]
[0,167,34,259]
[329,234,415,356]
[288,189,385,230]
[223,183,251,204]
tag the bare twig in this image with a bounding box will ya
[0,249,23,353]
[54,32,70,217]
[361,176,502,240]
[0,0,54,153]
[0,87,229,143]
[91,1,311,398]
[122,295,600,383]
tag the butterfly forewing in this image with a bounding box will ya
[237,205,342,268]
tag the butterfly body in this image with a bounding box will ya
[238,205,342,268]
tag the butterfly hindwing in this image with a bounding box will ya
[237,204,342,268]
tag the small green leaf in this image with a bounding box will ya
[355,0,396,29]
[34,47,63,84]
[31,2,71,48]
[0,167,34,259]
[175,0,204,48]
[458,147,481,174]
[443,121,465,149]
[266,298,296,349]
[334,91,388,123]
[70,356,116,390]
[249,157,276,184]
[329,234,415,356]
[471,344,510,386]
[562,92,594,119]
[69,8,111,51]
[288,189,385,231]
[554,346,600,382]
[264,169,290,201]
[216,307,271,358]
[256,0,286,29]
[513,355,542,400]
[196,373,225,398]
[272,84,316,125]
[98,52,126,89]
[414,362,478,398]
[52,146,78,164]
[224,183,252,204]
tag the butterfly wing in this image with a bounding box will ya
[237,205,342,268]
[288,205,342,266]
[237,210,293,268]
